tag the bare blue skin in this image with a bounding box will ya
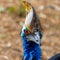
[21,26,42,60]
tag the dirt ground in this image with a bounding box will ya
[0,0,60,60]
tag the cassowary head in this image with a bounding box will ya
[21,0,43,44]
[21,0,42,33]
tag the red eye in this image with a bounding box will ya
[24,30,30,35]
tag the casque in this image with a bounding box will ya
[22,0,42,33]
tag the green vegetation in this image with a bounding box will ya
[7,7,15,13]
[0,6,5,12]
[1,33,7,38]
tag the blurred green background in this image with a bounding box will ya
[0,0,60,60]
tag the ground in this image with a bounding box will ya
[0,0,60,60]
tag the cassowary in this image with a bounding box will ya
[20,0,43,60]
[49,53,60,60]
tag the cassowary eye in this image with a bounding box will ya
[24,30,30,35]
